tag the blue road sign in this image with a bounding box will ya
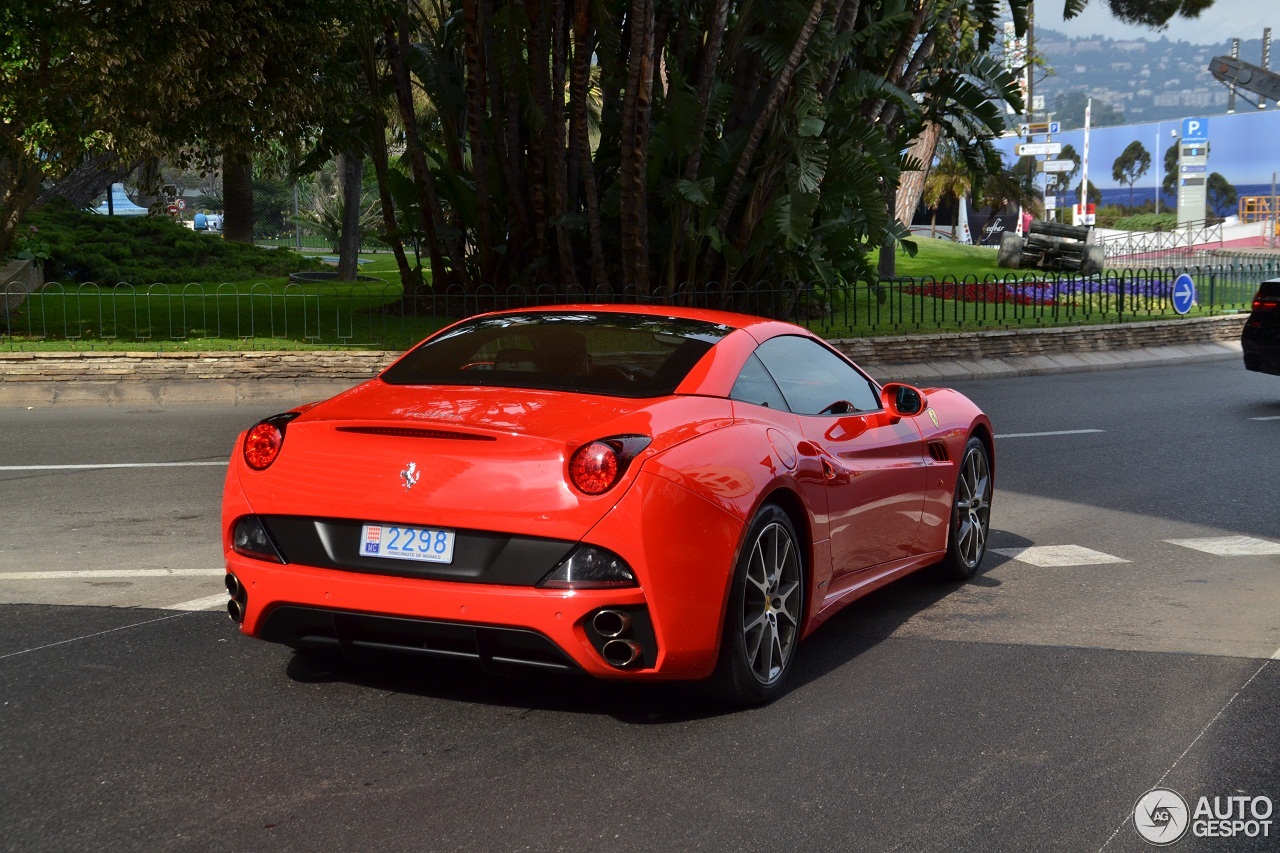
[1181,117,1209,145]
[1172,273,1196,315]
[1048,121,1061,134]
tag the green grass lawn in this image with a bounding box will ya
[1,240,1259,352]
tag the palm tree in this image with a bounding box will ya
[922,143,973,239]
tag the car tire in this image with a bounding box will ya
[938,436,993,580]
[708,504,804,707]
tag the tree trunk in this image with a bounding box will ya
[463,0,497,283]
[385,14,455,287]
[33,153,138,210]
[618,0,656,293]
[667,0,731,286]
[0,154,45,260]
[708,0,829,273]
[877,185,897,279]
[570,0,607,288]
[896,123,943,226]
[337,151,363,281]
[222,149,254,244]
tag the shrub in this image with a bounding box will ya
[24,199,327,284]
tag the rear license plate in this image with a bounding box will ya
[360,523,456,564]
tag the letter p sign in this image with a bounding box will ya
[1182,117,1208,144]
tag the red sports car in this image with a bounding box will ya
[222,306,993,705]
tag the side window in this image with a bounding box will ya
[730,353,790,411]
[754,336,880,416]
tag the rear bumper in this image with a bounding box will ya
[1242,327,1280,375]
[222,469,748,681]
[225,553,671,678]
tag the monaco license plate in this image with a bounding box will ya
[360,523,456,564]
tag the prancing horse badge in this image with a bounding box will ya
[400,462,420,490]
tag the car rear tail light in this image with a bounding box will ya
[231,515,285,563]
[568,435,651,495]
[243,412,301,470]
[538,544,636,589]
[1252,293,1279,311]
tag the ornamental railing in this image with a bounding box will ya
[3,261,1273,349]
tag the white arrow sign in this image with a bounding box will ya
[1040,160,1078,173]
[1016,142,1063,156]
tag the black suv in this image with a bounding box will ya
[1243,278,1280,375]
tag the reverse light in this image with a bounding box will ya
[231,516,285,563]
[568,435,651,495]
[243,412,301,470]
[538,545,636,589]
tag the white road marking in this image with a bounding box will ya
[0,461,226,471]
[992,545,1130,567]
[0,569,224,581]
[1248,415,1280,421]
[162,594,228,611]
[994,429,1105,439]
[1164,536,1280,557]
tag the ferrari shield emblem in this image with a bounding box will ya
[400,462,421,491]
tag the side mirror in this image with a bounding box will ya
[881,383,926,418]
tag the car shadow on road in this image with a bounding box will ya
[282,533,1024,723]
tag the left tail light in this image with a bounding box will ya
[1252,292,1279,312]
[242,412,302,470]
[568,435,651,495]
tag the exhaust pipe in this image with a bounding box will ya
[227,598,245,624]
[601,639,641,668]
[225,573,242,599]
[592,609,632,638]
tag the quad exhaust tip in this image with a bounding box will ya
[592,609,632,638]
[225,573,247,624]
[601,639,642,668]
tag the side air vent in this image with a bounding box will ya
[335,426,496,441]
[927,441,950,463]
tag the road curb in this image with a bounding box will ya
[0,316,1248,407]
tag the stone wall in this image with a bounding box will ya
[0,314,1246,387]
[831,314,1246,364]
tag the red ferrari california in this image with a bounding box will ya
[222,306,993,705]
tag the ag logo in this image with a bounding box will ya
[1134,788,1190,845]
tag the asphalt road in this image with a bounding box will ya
[1,359,1277,851]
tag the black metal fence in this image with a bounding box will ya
[4,262,1274,349]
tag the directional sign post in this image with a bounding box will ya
[1016,142,1063,157]
[1171,273,1196,315]
[1040,160,1078,173]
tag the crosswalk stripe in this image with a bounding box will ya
[0,569,224,581]
[995,429,1105,439]
[992,545,1129,567]
[0,462,226,471]
[162,594,228,612]
[1164,536,1280,557]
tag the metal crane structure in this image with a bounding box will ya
[1208,56,1280,106]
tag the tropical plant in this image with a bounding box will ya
[922,143,973,239]
[1112,140,1152,208]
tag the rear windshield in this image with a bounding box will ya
[381,312,734,397]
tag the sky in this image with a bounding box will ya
[1039,0,1276,45]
